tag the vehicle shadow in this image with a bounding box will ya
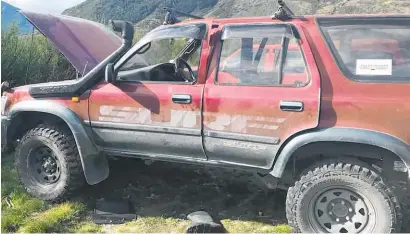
[78,158,288,225]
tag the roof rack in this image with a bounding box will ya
[163,7,204,25]
[272,0,294,21]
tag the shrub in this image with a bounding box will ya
[1,23,76,86]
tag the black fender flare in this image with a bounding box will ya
[8,100,109,185]
[270,127,410,180]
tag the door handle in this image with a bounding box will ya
[280,100,304,112]
[172,94,192,104]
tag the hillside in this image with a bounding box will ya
[63,0,218,24]
[63,0,410,35]
[63,0,410,20]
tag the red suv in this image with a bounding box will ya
[1,5,409,233]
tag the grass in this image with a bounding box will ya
[1,164,45,232]
[1,154,291,233]
[74,222,103,233]
[111,217,191,233]
[1,160,84,233]
[103,218,291,233]
[221,220,291,233]
[18,203,85,233]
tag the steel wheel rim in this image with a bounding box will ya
[308,186,376,233]
[28,145,61,184]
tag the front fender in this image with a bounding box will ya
[270,127,410,180]
[8,100,109,185]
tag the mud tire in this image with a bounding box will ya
[286,160,402,233]
[15,124,85,202]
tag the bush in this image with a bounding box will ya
[1,24,76,86]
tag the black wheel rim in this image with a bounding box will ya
[309,187,376,233]
[28,145,61,184]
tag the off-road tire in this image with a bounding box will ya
[15,124,85,202]
[286,161,402,233]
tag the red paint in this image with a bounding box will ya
[4,14,410,146]
[203,20,320,142]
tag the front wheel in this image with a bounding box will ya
[15,124,85,202]
[286,161,402,233]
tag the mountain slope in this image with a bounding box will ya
[63,0,410,35]
[63,0,218,24]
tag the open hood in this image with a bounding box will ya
[20,11,122,75]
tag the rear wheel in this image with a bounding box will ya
[15,124,85,202]
[286,161,402,233]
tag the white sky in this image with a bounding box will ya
[3,0,86,14]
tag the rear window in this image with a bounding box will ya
[318,18,410,82]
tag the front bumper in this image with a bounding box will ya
[1,115,10,149]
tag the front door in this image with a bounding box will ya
[203,23,321,169]
[88,23,210,160]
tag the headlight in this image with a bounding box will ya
[1,95,8,115]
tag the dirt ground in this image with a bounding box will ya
[76,158,289,226]
[3,153,409,232]
[75,157,410,232]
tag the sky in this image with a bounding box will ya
[3,0,86,14]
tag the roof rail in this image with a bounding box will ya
[163,7,204,25]
[271,0,294,21]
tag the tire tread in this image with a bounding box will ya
[286,160,403,233]
[15,124,85,202]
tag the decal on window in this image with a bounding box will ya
[356,59,393,76]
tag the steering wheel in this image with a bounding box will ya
[174,57,196,82]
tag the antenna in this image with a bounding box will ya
[163,7,204,25]
[272,0,294,21]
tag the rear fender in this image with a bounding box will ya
[8,100,109,185]
[270,127,410,181]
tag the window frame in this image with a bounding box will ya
[317,17,410,84]
[113,23,208,85]
[214,23,310,88]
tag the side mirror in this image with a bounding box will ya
[105,63,116,83]
[1,81,10,94]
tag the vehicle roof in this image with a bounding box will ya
[181,13,410,26]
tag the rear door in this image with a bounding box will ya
[203,22,321,169]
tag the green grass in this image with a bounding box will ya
[112,217,191,233]
[74,222,103,233]
[1,164,45,232]
[221,220,291,233]
[101,217,291,233]
[18,203,85,233]
[1,159,85,233]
